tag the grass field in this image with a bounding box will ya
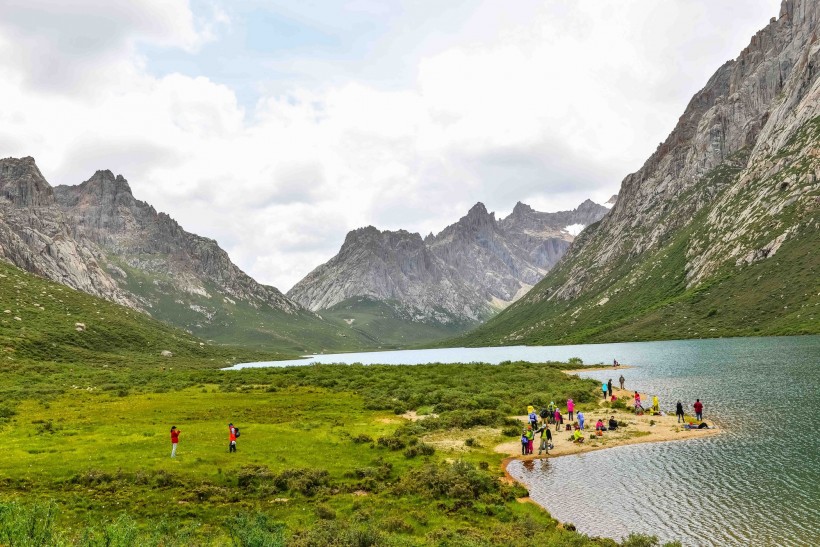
[1,260,679,546]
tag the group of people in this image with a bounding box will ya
[632,391,706,423]
[169,423,240,458]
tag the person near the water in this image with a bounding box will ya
[619,374,625,390]
[652,395,660,413]
[567,398,575,421]
[676,400,685,423]
[608,415,618,430]
[170,426,180,458]
[607,379,613,398]
[520,430,529,455]
[613,359,619,367]
[525,425,535,454]
[572,428,584,443]
[539,405,549,424]
[602,382,608,399]
[228,422,237,453]
[634,392,642,413]
[535,423,552,455]
[694,399,704,421]
[577,411,585,430]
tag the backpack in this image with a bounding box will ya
[234,427,240,438]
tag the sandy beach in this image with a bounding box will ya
[495,386,720,488]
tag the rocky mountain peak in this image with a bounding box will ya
[510,201,535,217]
[0,156,54,207]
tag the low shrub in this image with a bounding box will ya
[403,443,435,458]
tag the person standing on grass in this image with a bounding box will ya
[619,374,625,390]
[607,379,613,398]
[577,411,585,431]
[567,398,575,421]
[694,399,704,421]
[228,422,237,453]
[634,392,642,414]
[170,426,180,458]
[520,430,529,456]
[602,382,608,400]
[676,400,685,423]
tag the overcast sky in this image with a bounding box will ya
[0,0,782,291]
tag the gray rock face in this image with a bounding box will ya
[499,0,820,334]
[0,157,137,307]
[53,170,299,314]
[288,199,609,322]
[0,158,301,323]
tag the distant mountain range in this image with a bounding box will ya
[1,156,609,349]
[287,198,611,340]
[0,157,376,352]
[457,0,820,346]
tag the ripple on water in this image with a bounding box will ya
[505,335,820,546]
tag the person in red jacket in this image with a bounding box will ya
[694,399,704,421]
[170,426,180,458]
[228,423,237,453]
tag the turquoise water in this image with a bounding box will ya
[232,335,820,546]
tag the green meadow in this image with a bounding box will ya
[1,261,680,546]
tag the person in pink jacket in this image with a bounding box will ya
[567,398,575,421]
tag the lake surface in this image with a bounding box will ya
[231,336,820,546]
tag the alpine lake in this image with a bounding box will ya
[233,335,820,547]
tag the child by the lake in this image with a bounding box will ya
[525,425,535,454]
[520,430,528,455]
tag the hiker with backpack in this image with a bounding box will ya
[228,422,240,452]
[528,407,538,429]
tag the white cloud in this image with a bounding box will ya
[0,0,782,291]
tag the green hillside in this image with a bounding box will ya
[453,121,820,347]
[107,258,378,354]
[320,296,477,348]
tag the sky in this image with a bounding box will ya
[0,0,782,291]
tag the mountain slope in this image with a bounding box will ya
[1,157,370,352]
[457,0,820,346]
[287,199,609,344]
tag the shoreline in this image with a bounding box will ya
[561,365,634,374]
[495,385,721,506]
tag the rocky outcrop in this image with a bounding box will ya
[465,0,820,344]
[53,170,299,313]
[288,199,609,323]
[1,156,307,344]
[0,157,137,307]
